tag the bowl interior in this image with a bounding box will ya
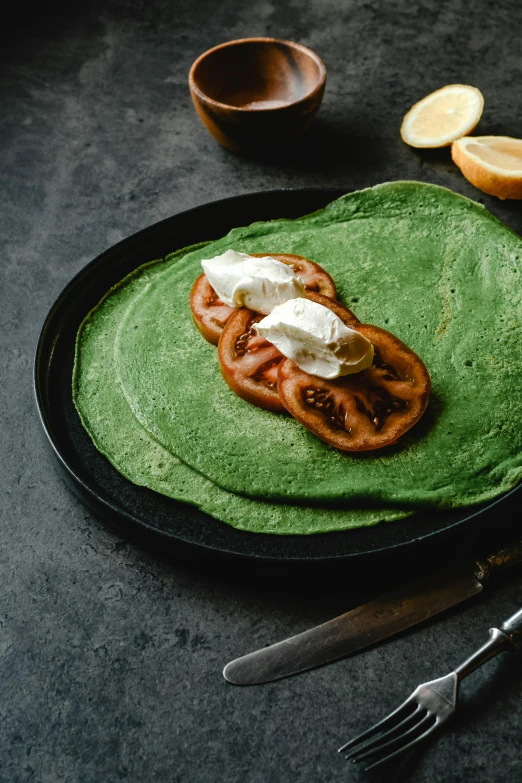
[192,40,324,109]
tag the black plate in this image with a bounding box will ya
[34,189,521,564]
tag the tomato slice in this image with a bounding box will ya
[249,253,337,298]
[190,254,337,345]
[189,273,235,345]
[278,323,431,452]
[217,293,359,414]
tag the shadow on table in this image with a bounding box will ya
[143,507,522,597]
[116,506,522,656]
[233,115,388,183]
[1,0,71,34]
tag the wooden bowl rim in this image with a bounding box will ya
[188,37,326,112]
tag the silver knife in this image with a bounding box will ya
[223,539,522,685]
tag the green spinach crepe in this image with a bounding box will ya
[114,182,522,507]
[73,251,410,534]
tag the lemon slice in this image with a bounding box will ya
[401,85,484,148]
[452,136,522,199]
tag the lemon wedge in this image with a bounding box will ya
[452,136,522,199]
[401,85,484,148]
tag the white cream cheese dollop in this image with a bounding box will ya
[255,298,374,379]
[201,250,306,315]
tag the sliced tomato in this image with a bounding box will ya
[306,291,360,326]
[190,254,337,345]
[189,273,235,345]
[218,308,285,413]
[278,324,431,451]
[217,292,359,414]
[250,253,337,298]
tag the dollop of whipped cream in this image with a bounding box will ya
[201,250,306,315]
[255,298,374,379]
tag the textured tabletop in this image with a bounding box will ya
[2,1,522,781]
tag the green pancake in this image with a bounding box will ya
[115,182,522,507]
[73,251,411,534]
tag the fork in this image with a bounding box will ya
[338,606,522,771]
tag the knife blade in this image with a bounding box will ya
[223,539,522,685]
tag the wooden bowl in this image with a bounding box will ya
[189,37,326,154]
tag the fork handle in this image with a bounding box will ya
[454,607,522,681]
[500,606,522,644]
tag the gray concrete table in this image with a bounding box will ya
[2,1,522,781]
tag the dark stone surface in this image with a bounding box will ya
[2,1,522,780]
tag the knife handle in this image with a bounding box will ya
[476,539,522,580]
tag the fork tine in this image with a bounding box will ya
[364,720,440,771]
[353,711,434,763]
[343,704,425,761]
[338,695,416,754]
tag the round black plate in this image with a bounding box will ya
[34,189,521,564]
